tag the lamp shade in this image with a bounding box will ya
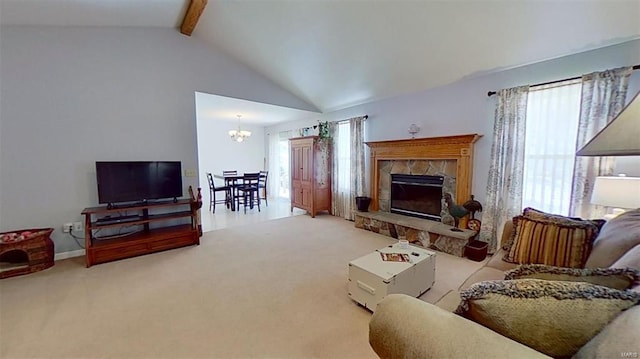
[577,91,640,156]
[591,176,640,209]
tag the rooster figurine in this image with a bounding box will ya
[463,195,483,219]
[443,193,468,230]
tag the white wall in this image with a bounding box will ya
[196,114,266,206]
[267,40,640,207]
[0,26,315,252]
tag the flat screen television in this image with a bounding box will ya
[96,161,183,207]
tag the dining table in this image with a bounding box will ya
[213,173,244,211]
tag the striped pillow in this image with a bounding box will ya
[502,208,605,252]
[503,216,599,268]
[522,207,606,231]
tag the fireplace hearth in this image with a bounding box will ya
[390,174,443,221]
[358,134,481,257]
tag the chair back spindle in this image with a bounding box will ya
[259,170,269,206]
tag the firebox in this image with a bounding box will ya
[390,174,444,221]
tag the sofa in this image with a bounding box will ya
[369,208,640,358]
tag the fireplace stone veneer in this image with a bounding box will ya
[367,134,481,222]
[354,211,477,257]
[362,134,481,256]
[381,161,456,222]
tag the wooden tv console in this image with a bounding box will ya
[82,199,200,267]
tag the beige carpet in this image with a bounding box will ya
[0,215,486,358]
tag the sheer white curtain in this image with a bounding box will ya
[522,80,582,215]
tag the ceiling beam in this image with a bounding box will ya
[180,0,208,36]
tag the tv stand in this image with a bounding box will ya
[106,200,155,210]
[81,199,200,267]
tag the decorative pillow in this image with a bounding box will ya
[503,216,599,268]
[504,264,640,290]
[585,209,640,268]
[522,207,580,223]
[454,279,640,358]
[502,208,604,252]
[522,207,606,230]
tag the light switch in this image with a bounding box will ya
[184,169,197,177]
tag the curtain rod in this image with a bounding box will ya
[336,115,368,124]
[306,115,368,131]
[487,64,640,97]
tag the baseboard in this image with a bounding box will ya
[55,249,85,261]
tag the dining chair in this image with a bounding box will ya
[222,170,239,187]
[206,173,231,213]
[222,170,239,207]
[236,172,261,214]
[258,170,269,206]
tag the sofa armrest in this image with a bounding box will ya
[369,294,550,359]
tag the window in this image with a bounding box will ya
[334,121,351,198]
[522,80,581,215]
[277,137,290,198]
[267,130,293,200]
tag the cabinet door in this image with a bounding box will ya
[302,187,312,208]
[301,142,314,208]
[291,145,303,182]
[291,144,304,206]
[301,143,313,182]
[291,183,303,206]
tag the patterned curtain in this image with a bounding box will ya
[350,117,366,220]
[479,86,529,254]
[569,67,632,219]
[329,121,349,219]
[330,116,366,220]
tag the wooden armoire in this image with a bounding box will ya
[289,136,331,217]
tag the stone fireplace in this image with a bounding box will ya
[355,134,482,257]
[367,134,481,219]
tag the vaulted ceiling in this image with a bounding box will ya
[2,0,639,114]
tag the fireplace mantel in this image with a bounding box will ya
[366,134,482,217]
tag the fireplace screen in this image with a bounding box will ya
[390,174,444,221]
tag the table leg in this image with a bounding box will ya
[229,183,236,211]
[231,187,236,211]
[225,179,237,211]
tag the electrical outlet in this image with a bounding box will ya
[62,223,73,233]
[73,222,83,231]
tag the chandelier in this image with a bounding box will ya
[228,114,252,142]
